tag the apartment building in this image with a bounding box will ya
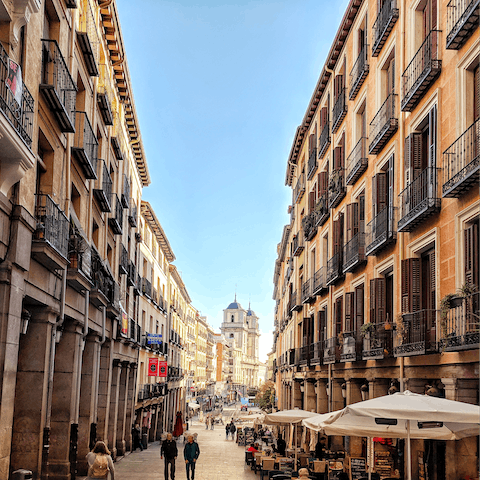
[272,0,479,478]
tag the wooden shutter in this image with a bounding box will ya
[320,107,328,128]
[428,105,437,168]
[370,278,386,324]
[334,146,342,170]
[318,171,328,196]
[309,190,316,211]
[346,203,359,241]
[333,213,344,255]
[401,258,421,313]
[405,133,422,184]
[355,284,364,332]
[474,65,480,121]
[387,58,395,94]
[345,292,355,332]
[318,309,326,343]
[340,133,345,168]
[431,0,437,29]
[335,296,343,335]
[465,222,479,287]
[388,154,395,222]
[309,133,315,156]
[374,173,387,215]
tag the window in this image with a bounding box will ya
[334,296,343,336]
[231,315,234,322]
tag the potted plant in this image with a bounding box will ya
[396,314,407,344]
[360,322,375,338]
[439,294,456,340]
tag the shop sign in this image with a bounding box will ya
[147,333,162,344]
[148,358,158,376]
[158,361,167,377]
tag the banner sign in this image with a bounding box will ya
[121,309,128,337]
[147,333,162,344]
[6,58,23,105]
[148,358,158,376]
[158,361,167,377]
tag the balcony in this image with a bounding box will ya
[32,194,69,271]
[289,290,303,313]
[71,111,98,179]
[365,206,397,256]
[318,122,331,159]
[313,266,327,296]
[93,160,112,212]
[438,292,479,351]
[128,199,138,227]
[302,212,317,242]
[315,193,329,227]
[67,228,92,293]
[340,331,362,362]
[40,39,76,133]
[90,249,112,308]
[446,0,480,49]
[294,173,305,204]
[349,46,369,100]
[311,341,323,365]
[343,232,366,273]
[326,252,343,286]
[142,277,152,298]
[292,232,304,256]
[332,88,347,133]
[398,167,441,232]
[288,348,296,366]
[301,278,316,304]
[97,65,113,125]
[369,93,398,155]
[401,30,442,112]
[346,137,368,186]
[106,281,120,319]
[111,109,125,160]
[394,309,438,357]
[0,43,35,196]
[108,194,123,235]
[307,147,318,180]
[372,0,399,57]
[324,337,339,364]
[442,119,480,198]
[328,168,346,209]
[119,244,128,275]
[121,174,130,208]
[127,260,136,287]
[296,344,314,366]
[362,323,394,359]
[77,0,99,76]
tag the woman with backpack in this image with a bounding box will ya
[86,441,115,479]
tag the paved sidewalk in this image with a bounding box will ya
[85,418,260,480]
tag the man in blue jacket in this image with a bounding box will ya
[184,435,200,480]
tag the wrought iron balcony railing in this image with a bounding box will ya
[313,266,327,296]
[312,341,324,365]
[326,251,343,286]
[369,93,398,155]
[315,193,329,227]
[97,65,113,125]
[318,122,331,159]
[307,147,318,180]
[442,119,480,198]
[332,88,347,133]
[362,323,394,360]
[33,194,69,261]
[401,30,442,112]
[292,232,305,256]
[72,111,98,179]
[343,232,366,273]
[394,309,438,357]
[127,260,136,287]
[438,292,479,351]
[372,0,399,57]
[324,337,339,364]
[121,174,130,208]
[294,173,305,204]
[398,167,441,232]
[93,159,112,212]
[365,206,397,256]
[108,194,123,235]
[142,277,152,298]
[296,344,314,366]
[0,42,34,147]
[346,137,368,186]
[40,39,76,132]
[446,0,479,49]
[302,212,317,242]
[340,331,362,362]
[106,280,120,317]
[77,0,100,76]
[128,199,138,228]
[349,46,369,100]
[288,348,296,365]
[67,227,92,287]
[120,244,128,275]
[91,248,114,303]
[289,290,303,312]
[301,278,316,304]
[328,168,346,209]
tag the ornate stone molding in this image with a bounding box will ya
[11,0,42,49]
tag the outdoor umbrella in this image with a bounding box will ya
[302,391,480,480]
[264,409,319,468]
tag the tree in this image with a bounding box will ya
[255,380,275,412]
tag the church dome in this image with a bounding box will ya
[247,309,255,316]
[227,300,242,310]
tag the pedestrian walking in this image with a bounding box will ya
[131,424,143,451]
[225,423,230,439]
[205,415,209,430]
[210,415,214,430]
[228,421,236,441]
[184,435,200,480]
[86,441,115,480]
[160,433,178,480]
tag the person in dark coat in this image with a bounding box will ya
[275,434,286,456]
[184,435,200,480]
[314,437,326,459]
[161,433,178,480]
[131,424,143,451]
[225,423,230,439]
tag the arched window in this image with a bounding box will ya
[231,315,234,322]
[230,333,234,338]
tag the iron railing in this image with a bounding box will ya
[326,251,343,286]
[34,194,69,259]
[365,206,397,256]
[91,248,113,298]
[294,173,305,203]
[127,260,136,287]
[362,323,394,360]
[0,42,34,146]
[324,337,338,364]
[68,228,91,278]
[142,277,152,298]
[72,111,98,179]
[369,93,398,154]
[289,291,302,312]
[398,167,441,232]
[328,168,346,209]
[394,309,438,356]
[442,119,480,197]
[332,88,347,133]
[318,122,331,159]
[313,266,327,295]
[372,0,399,56]
[312,341,324,365]
[315,193,329,227]
[345,137,368,185]
[292,232,304,256]
[446,0,480,49]
[97,64,113,125]
[120,244,128,275]
[109,194,123,235]
[93,159,112,212]
[401,30,441,112]
[77,0,100,76]
[349,46,369,100]
[302,212,317,242]
[121,174,130,208]
[301,278,315,304]
[307,147,318,179]
[340,331,362,362]
[128,199,138,227]
[343,232,365,273]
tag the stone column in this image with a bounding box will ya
[368,378,389,399]
[346,380,363,457]
[97,341,112,444]
[10,309,56,478]
[316,380,328,414]
[331,379,344,412]
[304,381,316,412]
[108,359,121,459]
[115,361,130,456]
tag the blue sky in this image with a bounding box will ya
[115,0,349,361]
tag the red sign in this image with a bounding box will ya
[158,361,167,377]
[148,358,158,376]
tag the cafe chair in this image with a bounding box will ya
[245,451,254,467]
[298,455,310,468]
[261,458,276,480]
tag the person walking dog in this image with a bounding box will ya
[160,433,178,480]
[184,435,200,480]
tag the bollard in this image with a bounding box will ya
[142,433,148,449]
[12,470,33,480]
